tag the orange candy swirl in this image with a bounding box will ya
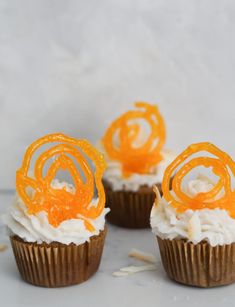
[102,102,166,177]
[16,133,106,231]
[162,142,235,217]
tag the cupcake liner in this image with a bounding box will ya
[104,181,161,228]
[10,227,107,288]
[157,236,235,287]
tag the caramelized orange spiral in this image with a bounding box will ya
[162,142,235,216]
[16,133,106,231]
[102,102,166,176]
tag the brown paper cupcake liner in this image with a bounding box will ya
[10,227,107,288]
[104,181,161,228]
[157,236,235,287]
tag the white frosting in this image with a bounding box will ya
[98,139,176,191]
[151,177,235,246]
[2,180,109,245]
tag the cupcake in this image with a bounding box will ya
[3,133,109,287]
[99,102,175,228]
[151,142,235,287]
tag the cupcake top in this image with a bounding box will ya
[100,102,175,191]
[3,133,109,245]
[151,142,235,246]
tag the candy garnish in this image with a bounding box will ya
[102,102,166,177]
[16,133,106,231]
[162,142,235,216]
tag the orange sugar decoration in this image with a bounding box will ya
[162,142,235,217]
[102,102,166,177]
[16,133,106,231]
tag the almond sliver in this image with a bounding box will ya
[128,248,157,264]
[0,244,7,252]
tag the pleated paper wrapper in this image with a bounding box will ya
[103,181,161,228]
[157,236,235,287]
[10,227,107,288]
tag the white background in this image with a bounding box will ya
[0,0,235,189]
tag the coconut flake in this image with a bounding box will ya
[112,264,157,277]
[112,248,158,277]
[128,248,157,264]
[0,244,7,252]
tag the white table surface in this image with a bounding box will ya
[0,192,235,307]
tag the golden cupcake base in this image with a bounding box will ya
[104,181,161,228]
[157,236,235,287]
[10,227,107,288]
